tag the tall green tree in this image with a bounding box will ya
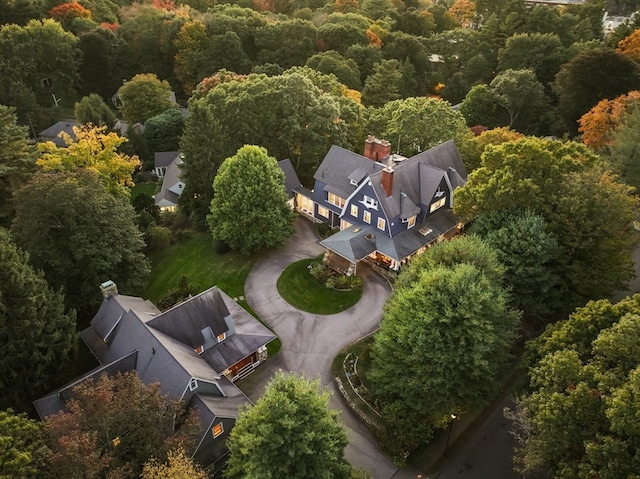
[11,171,150,318]
[553,48,640,133]
[607,103,640,191]
[0,19,80,114]
[77,28,126,100]
[143,108,185,154]
[305,51,361,90]
[207,145,295,254]
[361,59,401,107]
[471,210,561,318]
[0,229,76,411]
[368,257,519,456]
[180,70,353,227]
[0,409,46,478]
[367,97,471,157]
[512,295,640,478]
[489,68,547,132]
[225,372,351,479]
[455,137,637,314]
[0,105,37,227]
[117,73,177,126]
[42,372,199,479]
[74,93,116,128]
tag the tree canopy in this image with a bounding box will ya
[141,448,207,479]
[368,237,519,456]
[36,125,140,196]
[117,73,178,125]
[74,93,117,128]
[207,145,295,254]
[180,69,355,226]
[0,105,37,227]
[0,409,46,478]
[11,170,150,318]
[512,295,640,478]
[455,137,637,314]
[225,372,351,479]
[42,372,199,479]
[0,229,77,412]
[367,97,471,157]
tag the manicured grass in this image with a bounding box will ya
[140,232,259,304]
[130,182,157,199]
[277,259,362,314]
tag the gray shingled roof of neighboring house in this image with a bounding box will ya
[278,158,302,199]
[155,155,183,207]
[154,188,180,207]
[195,376,250,419]
[33,351,139,419]
[314,145,385,198]
[38,119,79,147]
[155,151,180,169]
[148,288,230,348]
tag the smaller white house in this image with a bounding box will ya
[154,151,184,211]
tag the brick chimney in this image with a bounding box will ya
[364,136,391,162]
[381,165,394,197]
[100,280,118,299]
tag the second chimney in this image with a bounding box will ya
[364,136,391,162]
[381,165,394,197]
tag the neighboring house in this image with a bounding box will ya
[277,158,303,209]
[38,119,79,147]
[154,151,184,211]
[295,136,467,273]
[34,281,276,472]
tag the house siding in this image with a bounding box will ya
[343,182,388,233]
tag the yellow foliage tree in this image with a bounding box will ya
[37,125,140,196]
[141,448,207,479]
[578,90,640,149]
[448,0,476,28]
[617,29,640,62]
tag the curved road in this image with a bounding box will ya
[239,217,418,478]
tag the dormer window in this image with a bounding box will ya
[362,195,378,209]
[429,197,446,213]
[189,378,198,391]
[217,332,226,342]
[350,179,358,186]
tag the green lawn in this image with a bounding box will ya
[130,182,157,199]
[140,232,260,304]
[277,259,362,314]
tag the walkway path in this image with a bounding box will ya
[239,217,417,478]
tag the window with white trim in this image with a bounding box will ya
[327,192,345,208]
[350,204,358,217]
[189,378,198,391]
[407,215,416,228]
[217,332,226,342]
[212,422,224,438]
[429,197,446,213]
[363,195,377,209]
[363,211,371,223]
[377,217,386,231]
[317,206,329,218]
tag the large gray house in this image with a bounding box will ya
[34,282,276,472]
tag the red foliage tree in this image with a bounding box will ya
[49,2,92,21]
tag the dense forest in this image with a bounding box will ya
[4,0,640,477]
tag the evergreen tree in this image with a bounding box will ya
[0,229,76,411]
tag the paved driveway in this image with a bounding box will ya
[239,217,415,478]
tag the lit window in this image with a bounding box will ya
[407,216,416,228]
[317,206,329,218]
[327,192,345,208]
[363,195,378,209]
[350,204,358,217]
[377,217,386,231]
[217,332,226,342]
[189,378,198,391]
[429,197,446,213]
[212,422,224,438]
[363,211,371,224]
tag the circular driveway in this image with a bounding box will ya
[238,217,416,478]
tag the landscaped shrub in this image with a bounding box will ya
[309,259,362,290]
[309,259,333,282]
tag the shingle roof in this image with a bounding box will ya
[38,119,79,147]
[278,158,302,199]
[155,151,180,169]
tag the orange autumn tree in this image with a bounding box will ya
[49,2,92,21]
[578,91,640,149]
[617,29,640,62]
